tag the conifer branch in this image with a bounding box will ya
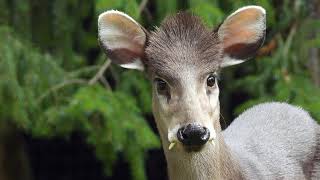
[36,79,87,103]
[88,60,111,86]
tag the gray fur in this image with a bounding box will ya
[223,102,320,180]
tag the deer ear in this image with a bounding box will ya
[218,6,266,67]
[98,10,147,71]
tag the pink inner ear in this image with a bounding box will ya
[224,39,264,60]
[218,7,265,60]
[221,8,264,50]
[223,30,256,49]
[106,48,143,65]
[99,13,145,50]
[98,11,147,68]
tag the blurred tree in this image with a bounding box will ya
[0,0,319,180]
[0,1,159,180]
[308,0,320,87]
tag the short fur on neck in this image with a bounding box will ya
[162,134,244,180]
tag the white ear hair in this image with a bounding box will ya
[226,6,266,20]
[98,10,140,26]
[98,10,146,71]
[120,59,145,70]
[220,58,245,68]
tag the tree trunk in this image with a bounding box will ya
[309,0,320,87]
[0,122,32,180]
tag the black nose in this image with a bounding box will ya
[177,124,210,146]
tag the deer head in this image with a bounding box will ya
[98,6,266,152]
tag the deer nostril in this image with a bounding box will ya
[177,124,210,146]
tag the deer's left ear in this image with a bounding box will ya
[218,6,266,67]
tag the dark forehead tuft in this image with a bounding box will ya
[156,12,208,42]
[145,12,222,76]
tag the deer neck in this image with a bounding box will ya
[161,133,243,180]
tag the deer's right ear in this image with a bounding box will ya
[98,10,147,71]
[217,6,266,68]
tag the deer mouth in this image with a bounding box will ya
[183,145,205,152]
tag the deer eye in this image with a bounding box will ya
[206,74,216,87]
[155,78,168,95]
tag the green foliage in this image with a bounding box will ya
[156,0,178,22]
[0,24,159,180]
[118,71,153,113]
[96,0,141,20]
[65,85,159,177]
[0,27,66,130]
[1,0,320,180]
[232,1,320,122]
[189,0,224,27]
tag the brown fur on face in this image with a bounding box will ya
[145,12,223,78]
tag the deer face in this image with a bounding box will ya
[98,6,266,152]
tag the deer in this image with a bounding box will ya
[97,5,320,180]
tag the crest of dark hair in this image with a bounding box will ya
[145,12,222,76]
